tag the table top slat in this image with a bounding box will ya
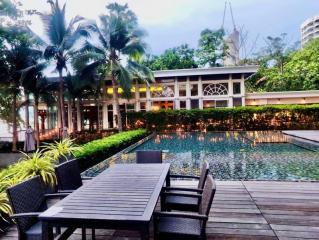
[39,163,170,224]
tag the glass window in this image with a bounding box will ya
[216,100,228,108]
[126,104,135,112]
[191,84,198,96]
[180,101,186,109]
[140,102,146,112]
[179,84,187,97]
[203,100,215,109]
[233,82,241,95]
[233,98,242,107]
[191,99,199,109]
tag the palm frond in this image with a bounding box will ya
[113,62,132,98]
[127,60,154,85]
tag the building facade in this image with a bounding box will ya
[4,65,319,140]
[101,66,257,129]
[301,15,319,47]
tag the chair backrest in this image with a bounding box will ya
[55,159,83,191]
[136,150,162,164]
[7,176,47,235]
[197,161,209,189]
[199,175,216,216]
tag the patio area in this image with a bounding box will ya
[2,180,319,240]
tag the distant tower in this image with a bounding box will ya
[222,2,240,66]
[301,15,319,47]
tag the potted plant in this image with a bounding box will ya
[42,138,82,164]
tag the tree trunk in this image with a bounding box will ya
[111,73,122,131]
[58,70,66,135]
[12,91,18,152]
[34,95,40,148]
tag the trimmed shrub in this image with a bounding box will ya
[74,129,148,171]
[126,105,319,131]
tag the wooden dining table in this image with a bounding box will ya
[39,163,170,240]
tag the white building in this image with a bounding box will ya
[301,15,319,47]
[2,65,319,139]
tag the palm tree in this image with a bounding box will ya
[0,26,42,151]
[21,63,56,148]
[73,3,153,131]
[40,0,86,133]
[65,74,93,135]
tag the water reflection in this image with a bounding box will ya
[129,132,319,181]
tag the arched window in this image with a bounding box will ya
[203,83,228,96]
[153,86,175,98]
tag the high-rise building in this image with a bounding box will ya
[301,15,319,47]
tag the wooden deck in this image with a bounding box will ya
[2,180,319,240]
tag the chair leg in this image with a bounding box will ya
[56,227,61,235]
[153,217,159,240]
[81,228,86,240]
[92,228,95,240]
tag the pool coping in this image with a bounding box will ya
[82,133,155,177]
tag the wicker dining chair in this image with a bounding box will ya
[136,150,162,164]
[162,161,209,212]
[54,159,95,239]
[154,175,216,240]
[55,159,92,192]
[6,176,73,240]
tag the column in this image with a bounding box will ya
[174,78,179,110]
[135,84,140,112]
[102,103,108,129]
[228,74,234,108]
[67,101,72,132]
[241,74,246,106]
[146,85,151,111]
[76,100,81,131]
[198,76,203,109]
[186,77,191,110]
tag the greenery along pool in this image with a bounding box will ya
[117,132,319,181]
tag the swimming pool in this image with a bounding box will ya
[87,132,319,181]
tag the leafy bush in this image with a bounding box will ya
[74,129,148,171]
[0,129,148,231]
[126,104,319,131]
[42,138,82,163]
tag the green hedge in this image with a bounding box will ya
[74,129,148,171]
[126,105,319,131]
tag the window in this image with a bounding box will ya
[151,85,175,98]
[191,84,198,96]
[191,99,199,109]
[126,104,135,112]
[203,100,215,109]
[216,100,228,108]
[203,83,228,96]
[233,82,241,95]
[140,102,146,112]
[179,84,187,97]
[180,101,186,110]
[233,98,242,107]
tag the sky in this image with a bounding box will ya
[21,0,319,56]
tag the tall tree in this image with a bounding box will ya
[73,3,153,131]
[0,26,42,151]
[196,28,227,67]
[40,0,85,134]
[143,44,198,70]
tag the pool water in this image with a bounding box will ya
[123,132,319,181]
